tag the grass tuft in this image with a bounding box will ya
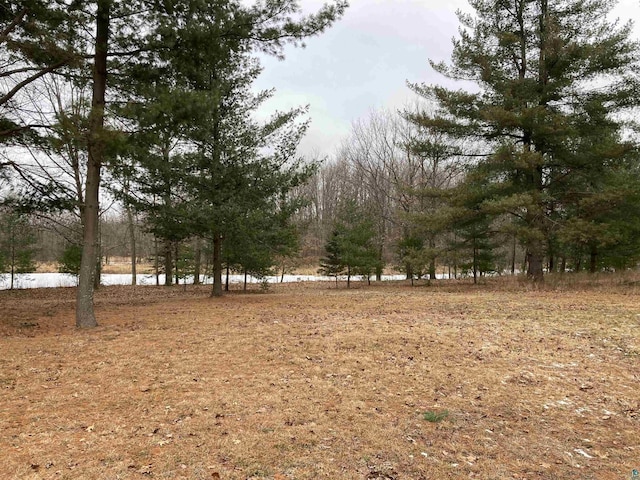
[422,410,449,423]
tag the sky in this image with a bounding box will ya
[252,0,640,159]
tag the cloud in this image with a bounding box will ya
[253,0,640,158]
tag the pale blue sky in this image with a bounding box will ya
[253,0,640,158]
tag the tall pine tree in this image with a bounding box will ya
[409,0,640,281]
[22,0,347,326]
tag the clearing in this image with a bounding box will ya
[1,279,638,479]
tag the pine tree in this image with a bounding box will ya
[319,201,381,288]
[0,1,78,146]
[318,229,345,286]
[110,0,337,299]
[0,208,37,289]
[64,0,346,323]
[397,234,425,281]
[58,244,82,279]
[408,0,640,281]
[220,203,300,290]
[557,153,640,272]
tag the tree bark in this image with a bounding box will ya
[527,251,544,282]
[94,220,101,290]
[164,239,173,286]
[526,218,545,282]
[472,242,478,285]
[76,0,109,328]
[526,0,548,285]
[162,142,173,286]
[193,237,201,285]
[429,237,436,280]
[511,234,517,275]
[10,234,15,290]
[590,247,598,273]
[174,242,179,285]
[154,235,159,286]
[127,205,136,285]
[211,234,223,297]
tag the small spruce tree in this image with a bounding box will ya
[318,229,345,287]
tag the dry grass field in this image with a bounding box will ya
[1,277,639,479]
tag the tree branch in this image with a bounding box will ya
[0,7,27,44]
[0,60,68,107]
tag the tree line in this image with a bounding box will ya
[302,0,640,284]
[2,0,640,328]
[0,0,347,327]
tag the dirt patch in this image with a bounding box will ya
[1,280,638,479]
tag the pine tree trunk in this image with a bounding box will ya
[527,252,544,282]
[162,141,173,286]
[154,236,159,286]
[174,242,179,285]
[204,253,210,285]
[164,239,172,286]
[429,237,436,280]
[94,246,101,290]
[472,243,478,285]
[211,234,223,297]
[127,205,136,285]
[522,204,546,283]
[193,237,201,285]
[94,221,101,290]
[76,0,109,329]
[590,247,598,273]
[10,241,14,290]
[526,0,548,285]
[525,206,545,282]
[511,234,517,275]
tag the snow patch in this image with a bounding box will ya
[0,272,427,290]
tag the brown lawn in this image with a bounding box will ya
[0,278,638,479]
